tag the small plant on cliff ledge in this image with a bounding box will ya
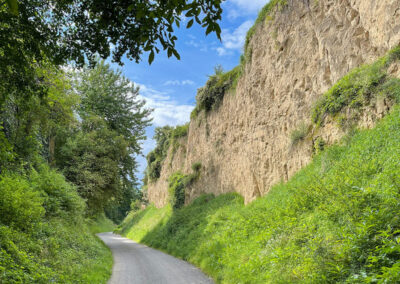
[244,0,288,54]
[290,121,310,146]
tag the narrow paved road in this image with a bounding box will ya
[97,232,214,284]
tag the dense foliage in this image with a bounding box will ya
[192,66,241,117]
[118,105,400,283]
[0,52,149,283]
[0,165,112,283]
[145,124,189,183]
[57,61,151,219]
[1,0,223,68]
[168,164,201,209]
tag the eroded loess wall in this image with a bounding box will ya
[147,0,400,208]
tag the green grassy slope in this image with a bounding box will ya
[88,214,116,234]
[118,104,400,283]
[0,165,113,283]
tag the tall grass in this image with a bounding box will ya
[119,106,400,283]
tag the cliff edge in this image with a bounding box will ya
[146,0,400,207]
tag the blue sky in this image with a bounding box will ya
[113,0,269,179]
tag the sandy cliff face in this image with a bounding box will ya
[147,0,400,208]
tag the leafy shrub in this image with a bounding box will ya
[379,78,400,102]
[167,164,202,210]
[190,106,200,120]
[30,165,85,219]
[191,162,202,172]
[313,137,325,155]
[0,129,14,171]
[171,123,189,140]
[0,167,112,283]
[147,158,162,181]
[196,66,241,113]
[386,45,400,66]
[0,175,44,230]
[168,172,186,210]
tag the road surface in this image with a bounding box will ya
[97,232,214,284]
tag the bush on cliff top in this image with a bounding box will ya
[118,103,400,283]
[244,0,288,52]
[193,66,241,118]
[191,0,289,120]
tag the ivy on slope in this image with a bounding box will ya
[118,103,400,283]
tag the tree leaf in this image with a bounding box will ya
[186,19,194,29]
[6,0,18,15]
[172,49,180,60]
[205,25,213,35]
[148,50,155,64]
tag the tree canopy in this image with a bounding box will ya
[2,0,223,65]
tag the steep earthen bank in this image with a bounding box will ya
[147,0,400,208]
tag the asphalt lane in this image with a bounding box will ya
[97,232,214,284]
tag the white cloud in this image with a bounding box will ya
[217,20,253,56]
[141,138,156,154]
[163,80,195,86]
[185,38,209,52]
[135,83,194,179]
[229,0,268,13]
[185,39,200,48]
[225,0,269,19]
[136,83,194,127]
[216,47,232,56]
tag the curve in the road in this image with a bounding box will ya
[98,232,214,284]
